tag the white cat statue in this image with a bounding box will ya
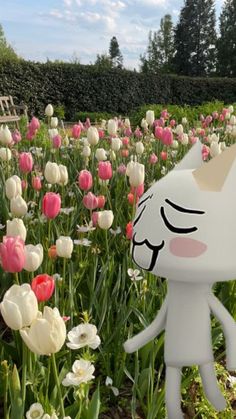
[124,141,236,419]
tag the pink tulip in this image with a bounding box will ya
[97,195,106,208]
[160,151,167,161]
[205,115,213,126]
[131,183,144,198]
[149,153,158,164]
[85,118,91,129]
[170,119,176,127]
[219,114,225,122]
[78,170,93,191]
[202,144,210,161]
[161,128,173,146]
[72,124,81,139]
[99,129,105,139]
[117,163,127,175]
[161,109,169,119]
[0,236,25,273]
[212,111,219,120]
[42,192,61,219]
[52,135,62,148]
[134,128,142,138]
[98,161,112,180]
[124,128,132,137]
[92,211,99,226]
[155,126,163,140]
[29,117,40,131]
[122,137,129,147]
[19,152,34,173]
[12,129,22,143]
[21,180,28,191]
[32,176,42,191]
[26,130,35,141]
[83,192,98,210]
[121,149,129,158]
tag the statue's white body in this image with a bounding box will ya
[124,142,236,418]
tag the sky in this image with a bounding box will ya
[0,0,225,70]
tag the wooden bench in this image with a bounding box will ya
[0,96,28,129]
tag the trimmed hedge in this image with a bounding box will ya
[1,60,236,120]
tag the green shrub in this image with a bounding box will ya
[1,60,236,120]
[74,111,114,123]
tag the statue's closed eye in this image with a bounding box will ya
[160,206,198,234]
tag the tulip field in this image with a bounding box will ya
[1,104,236,419]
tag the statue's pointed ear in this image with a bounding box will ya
[174,141,203,171]
[193,143,236,191]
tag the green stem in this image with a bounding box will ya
[14,272,20,285]
[62,258,67,315]
[21,342,27,418]
[105,229,109,257]
[51,353,65,418]
[46,356,51,405]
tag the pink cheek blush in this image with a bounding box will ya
[169,237,207,258]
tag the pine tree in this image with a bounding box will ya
[0,24,18,61]
[173,0,217,76]
[109,36,123,68]
[140,15,174,73]
[217,0,236,76]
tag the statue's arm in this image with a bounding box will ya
[207,293,236,370]
[124,296,168,353]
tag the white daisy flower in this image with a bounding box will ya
[127,268,143,282]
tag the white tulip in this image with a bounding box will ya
[20,307,66,355]
[24,244,43,272]
[208,133,219,144]
[141,119,148,130]
[129,162,145,187]
[62,359,95,386]
[44,162,60,184]
[82,145,91,157]
[146,110,155,126]
[0,284,38,330]
[98,210,114,230]
[7,218,27,241]
[109,150,116,161]
[136,141,144,155]
[48,128,58,139]
[175,124,184,135]
[87,127,99,146]
[58,164,68,186]
[56,236,73,258]
[179,134,189,145]
[5,175,22,200]
[124,118,131,128]
[0,147,11,161]
[228,105,234,114]
[10,195,28,217]
[171,140,179,149]
[45,104,54,117]
[182,117,188,125]
[95,148,107,161]
[210,141,221,158]
[225,111,231,120]
[111,137,121,151]
[126,157,135,177]
[67,323,101,350]
[51,117,58,128]
[0,125,12,145]
[230,115,236,125]
[107,119,117,136]
[101,119,106,129]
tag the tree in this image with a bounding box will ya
[109,36,123,68]
[217,0,236,76]
[173,0,217,77]
[94,53,113,70]
[140,15,174,74]
[0,24,18,61]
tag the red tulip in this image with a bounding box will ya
[97,195,106,208]
[126,222,133,240]
[31,274,55,302]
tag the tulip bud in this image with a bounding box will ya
[135,141,144,155]
[95,148,107,161]
[45,104,54,117]
[72,124,81,139]
[29,117,40,131]
[111,137,121,152]
[0,283,38,330]
[0,236,25,273]
[98,210,114,230]
[48,128,58,139]
[19,152,34,173]
[51,117,58,128]
[5,176,22,200]
[107,119,117,136]
[32,176,42,191]
[48,245,57,259]
[7,218,27,241]
[82,145,91,158]
[0,147,12,161]
[0,125,12,145]
[56,236,74,258]
[87,127,99,146]
[146,110,155,126]
[42,192,61,219]
[126,221,133,240]
[10,195,28,217]
[24,244,43,272]
[44,162,61,184]
[58,164,68,186]
[98,161,112,180]
[175,124,184,135]
[52,135,62,149]
[78,170,93,191]
[20,306,66,355]
[83,192,98,210]
[31,274,55,302]
[128,162,145,187]
[141,119,148,130]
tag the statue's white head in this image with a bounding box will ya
[132,142,236,283]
